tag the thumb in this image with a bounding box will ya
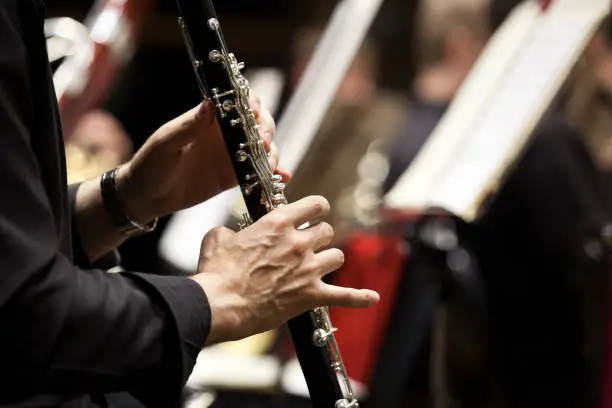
[201,226,235,247]
[194,101,217,125]
[318,284,380,309]
[199,226,235,259]
[159,101,217,151]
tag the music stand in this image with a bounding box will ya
[369,1,611,407]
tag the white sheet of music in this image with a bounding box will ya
[384,0,610,222]
[275,0,384,174]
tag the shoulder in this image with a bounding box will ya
[0,0,34,127]
[0,1,24,49]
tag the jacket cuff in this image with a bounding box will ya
[127,273,211,384]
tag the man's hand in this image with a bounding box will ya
[73,95,287,262]
[191,195,380,345]
[116,94,285,224]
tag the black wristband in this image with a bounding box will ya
[101,168,130,226]
[100,167,157,236]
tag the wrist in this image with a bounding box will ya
[115,163,157,225]
[191,273,248,346]
[101,164,158,237]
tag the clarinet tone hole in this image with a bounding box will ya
[222,100,235,112]
[236,150,248,162]
[207,18,220,31]
[209,50,222,62]
[313,328,330,347]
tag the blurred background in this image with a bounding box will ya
[44,0,612,407]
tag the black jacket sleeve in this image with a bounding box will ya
[0,2,210,406]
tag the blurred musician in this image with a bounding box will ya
[566,13,612,408]
[383,0,491,193]
[284,27,407,243]
[568,16,612,173]
[66,111,134,184]
[0,2,379,407]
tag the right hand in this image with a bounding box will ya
[191,195,380,345]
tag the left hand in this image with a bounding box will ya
[117,94,289,223]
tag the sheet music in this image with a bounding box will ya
[275,0,384,173]
[385,0,610,221]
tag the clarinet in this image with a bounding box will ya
[175,1,358,407]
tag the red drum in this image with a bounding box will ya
[329,209,429,386]
[329,231,408,386]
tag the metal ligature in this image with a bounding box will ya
[174,1,358,407]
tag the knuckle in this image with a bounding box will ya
[289,236,308,255]
[305,283,326,302]
[320,222,334,239]
[311,195,331,214]
[300,262,317,277]
[266,212,290,230]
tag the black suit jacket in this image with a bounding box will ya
[0,1,211,407]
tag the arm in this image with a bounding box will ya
[68,183,123,270]
[71,169,148,263]
[0,1,209,404]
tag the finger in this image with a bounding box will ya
[159,102,216,151]
[256,107,275,143]
[317,284,380,309]
[311,248,344,276]
[249,93,262,114]
[274,168,292,182]
[261,133,273,149]
[299,222,334,252]
[279,195,331,228]
[267,142,279,170]
[259,114,275,139]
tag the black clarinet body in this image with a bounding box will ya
[174,1,358,407]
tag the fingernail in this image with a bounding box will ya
[365,289,380,304]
